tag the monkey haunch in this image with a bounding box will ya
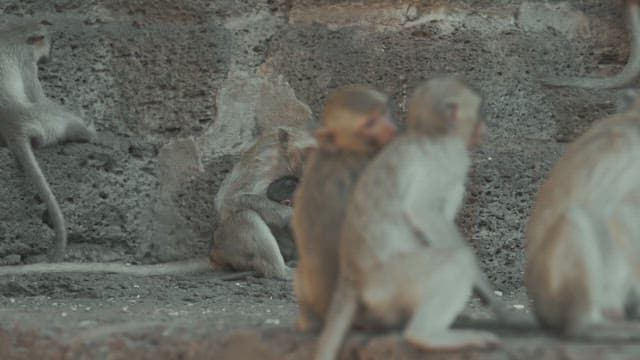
[0,22,95,261]
[293,85,396,331]
[526,92,640,337]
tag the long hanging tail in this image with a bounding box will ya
[541,2,640,89]
[11,139,66,261]
[315,277,358,360]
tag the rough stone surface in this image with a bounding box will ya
[516,2,591,39]
[0,0,638,358]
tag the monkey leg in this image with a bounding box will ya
[362,247,500,351]
[271,226,297,261]
[210,210,288,279]
[528,207,632,336]
[32,101,94,146]
[294,264,325,332]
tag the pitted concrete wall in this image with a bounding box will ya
[0,0,631,291]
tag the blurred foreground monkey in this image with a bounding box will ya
[0,127,313,278]
[293,85,397,331]
[315,78,502,360]
[543,1,640,89]
[0,22,95,261]
[525,91,640,338]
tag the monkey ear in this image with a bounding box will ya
[316,128,338,152]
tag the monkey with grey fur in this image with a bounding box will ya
[211,127,315,278]
[0,127,312,278]
[0,22,95,261]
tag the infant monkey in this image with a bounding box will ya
[0,22,95,261]
[526,91,640,338]
[316,78,502,360]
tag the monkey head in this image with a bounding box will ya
[1,22,52,64]
[408,78,486,148]
[275,126,317,177]
[316,85,397,154]
[28,32,51,65]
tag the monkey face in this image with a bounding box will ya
[26,33,51,64]
[355,111,397,150]
[317,111,396,154]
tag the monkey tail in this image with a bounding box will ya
[315,277,358,360]
[541,2,640,89]
[11,139,67,261]
[0,257,253,279]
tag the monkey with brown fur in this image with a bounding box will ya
[0,127,313,279]
[542,0,640,89]
[525,90,640,338]
[315,78,504,360]
[293,85,397,331]
[0,22,95,261]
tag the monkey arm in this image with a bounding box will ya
[229,194,292,228]
[403,210,513,319]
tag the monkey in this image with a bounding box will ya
[292,85,397,332]
[525,90,640,338]
[315,78,503,360]
[209,126,315,279]
[542,1,640,89]
[0,127,314,279]
[266,175,298,206]
[0,22,96,261]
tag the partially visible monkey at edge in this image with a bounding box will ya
[525,90,640,339]
[543,0,640,89]
[292,85,397,331]
[0,127,314,278]
[0,22,95,261]
[315,78,503,360]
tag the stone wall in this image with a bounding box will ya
[0,0,630,290]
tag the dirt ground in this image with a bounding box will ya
[1,0,640,359]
